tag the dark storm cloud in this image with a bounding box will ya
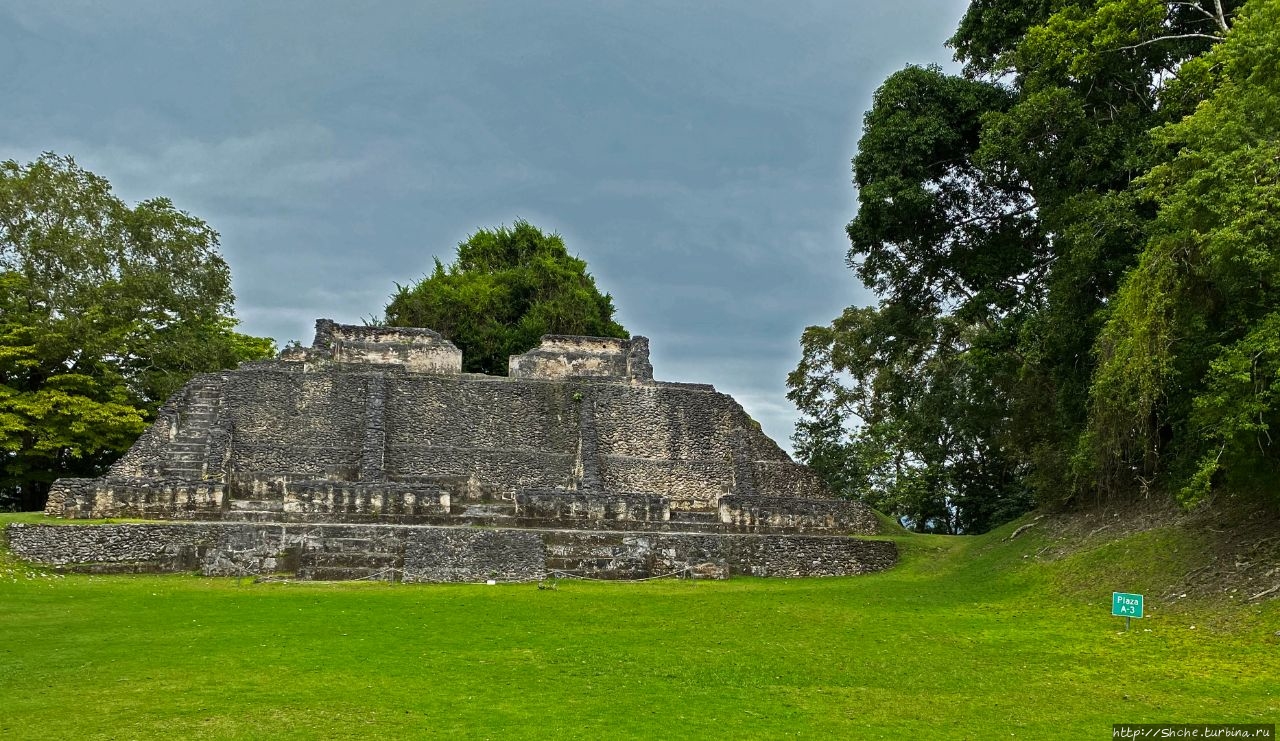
[0,0,968,449]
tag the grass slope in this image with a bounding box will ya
[1,512,1276,740]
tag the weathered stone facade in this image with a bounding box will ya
[7,522,898,582]
[19,320,893,581]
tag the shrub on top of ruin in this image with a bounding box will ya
[383,220,627,375]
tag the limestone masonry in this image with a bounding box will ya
[13,320,893,581]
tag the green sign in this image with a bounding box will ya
[1112,592,1144,619]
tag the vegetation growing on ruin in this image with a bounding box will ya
[384,220,627,376]
[2,508,1276,739]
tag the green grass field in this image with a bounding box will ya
[1,512,1276,740]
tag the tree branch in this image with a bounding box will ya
[1169,1,1218,24]
[949,202,1038,229]
[1114,32,1222,51]
[1211,0,1230,32]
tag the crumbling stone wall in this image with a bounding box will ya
[279,482,452,518]
[32,320,891,581]
[282,319,462,373]
[47,477,226,520]
[718,495,879,535]
[514,490,669,522]
[542,529,898,578]
[50,360,851,518]
[47,323,874,538]
[508,335,653,381]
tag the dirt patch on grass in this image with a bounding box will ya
[1019,495,1280,605]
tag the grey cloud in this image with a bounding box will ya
[2,0,970,454]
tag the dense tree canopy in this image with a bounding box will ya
[1090,0,1280,504]
[0,153,274,511]
[791,0,1273,531]
[384,220,627,375]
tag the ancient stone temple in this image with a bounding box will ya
[10,320,895,581]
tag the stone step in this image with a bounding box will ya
[453,503,516,517]
[315,537,399,553]
[221,510,286,522]
[297,566,401,582]
[167,442,207,451]
[545,560,655,583]
[661,521,726,533]
[301,551,402,568]
[669,510,719,523]
[165,451,206,462]
[229,499,283,511]
[163,466,203,477]
[206,512,736,532]
[546,556,651,574]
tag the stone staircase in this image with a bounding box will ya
[297,534,404,581]
[223,499,285,522]
[668,509,720,530]
[161,379,222,480]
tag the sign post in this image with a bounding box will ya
[1112,592,1144,630]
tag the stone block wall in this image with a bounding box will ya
[51,365,847,518]
[7,522,898,581]
[280,482,451,518]
[47,477,226,520]
[45,360,868,526]
[402,528,546,582]
[749,461,834,499]
[283,319,463,373]
[222,370,367,477]
[7,523,226,571]
[508,335,653,381]
[718,495,880,535]
[48,321,860,528]
[383,374,581,496]
[514,490,670,522]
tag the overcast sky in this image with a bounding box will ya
[1,0,968,452]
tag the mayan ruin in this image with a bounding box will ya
[12,320,895,581]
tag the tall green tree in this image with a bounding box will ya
[0,153,274,511]
[789,305,1031,533]
[384,220,627,375]
[1088,0,1280,504]
[791,0,1251,528]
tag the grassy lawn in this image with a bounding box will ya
[1,513,1276,740]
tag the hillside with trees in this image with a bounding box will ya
[790,0,1278,532]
